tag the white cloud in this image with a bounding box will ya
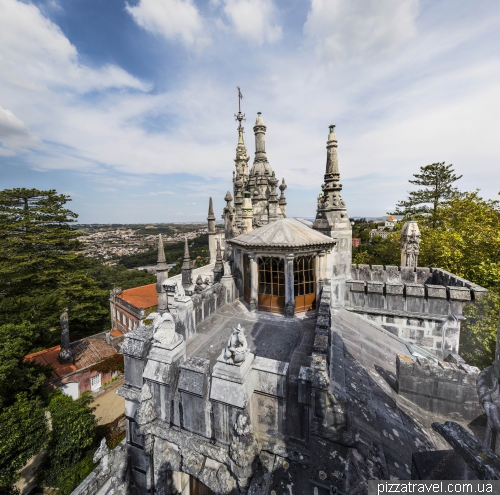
[304,0,419,61]
[0,106,40,156]
[0,0,148,93]
[220,0,282,44]
[126,0,210,50]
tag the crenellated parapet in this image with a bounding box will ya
[345,264,487,356]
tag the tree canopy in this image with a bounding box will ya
[391,163,462,228]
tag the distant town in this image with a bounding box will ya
[74,217,400,264]
[75,222,223,262]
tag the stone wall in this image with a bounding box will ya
[356,312,460,357]
[344,264,487,356]
[396,355,482,421]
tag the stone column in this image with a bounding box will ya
[284,253,295,317]
[248,252,258,312]
[316,251,325,300]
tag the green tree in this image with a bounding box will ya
[38,391,97,487]
[0,188,109,336]
[0,323,53,408]
[392,163,462,228]
[0,394,49,493]
[418,192,500,290]
[460,291,500,369]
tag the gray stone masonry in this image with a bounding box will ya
[345,264,487,356]
[432,422,500,480]
[396,354,481,421]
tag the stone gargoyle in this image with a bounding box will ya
[147,312,180,347]
[223,324,249,364]
[93,437,129,495]
[173,279,189,301]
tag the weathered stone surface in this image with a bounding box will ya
[432,422,500,479]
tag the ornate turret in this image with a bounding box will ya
[181,238,193,287]
[207,197,216,263]
[400,216,421,267]
[312,125,352,306]
[156,234,169,313]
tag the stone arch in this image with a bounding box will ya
[153,442,236,495]
[156,469,215,495]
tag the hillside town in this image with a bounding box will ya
[76,225,208,261]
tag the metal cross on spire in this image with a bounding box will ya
[235,86,245,131]
[237,86,243,112]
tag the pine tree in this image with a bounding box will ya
[392,163,462,228]
[0,188,108,335]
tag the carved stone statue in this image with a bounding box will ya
[173,279,188,301]
[147,312,180,347]
[223,261,232,277]
[223,324,249,364]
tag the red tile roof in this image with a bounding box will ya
[386,215,397,221]
[117,283,157,309]
[25,346,76,378]
[25,338,117,380]
[72,339,117,369]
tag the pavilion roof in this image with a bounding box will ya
[228,218,336,250]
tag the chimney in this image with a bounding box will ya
[59,308,73,363]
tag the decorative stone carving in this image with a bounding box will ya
[147,312,180,347]
[234,411,253,436]
[223,324,249,364]
[230,412,260,478]
[93,438,130,495]
[136,383,157,426]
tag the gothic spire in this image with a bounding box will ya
[213,238,224,283]
[317,124,345,213]
[156,234,169,312]
[157,234,167,267]
[181,237,193,287]
[208,197,215,225]
[326,125,339,176]
[183,237,190,262]
[253,112,267,166]
[207,197,216,262]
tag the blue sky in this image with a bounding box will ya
[1,0,499,223]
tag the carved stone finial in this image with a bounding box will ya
[222,324,249,364]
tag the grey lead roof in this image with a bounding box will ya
[228,218,336,249]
